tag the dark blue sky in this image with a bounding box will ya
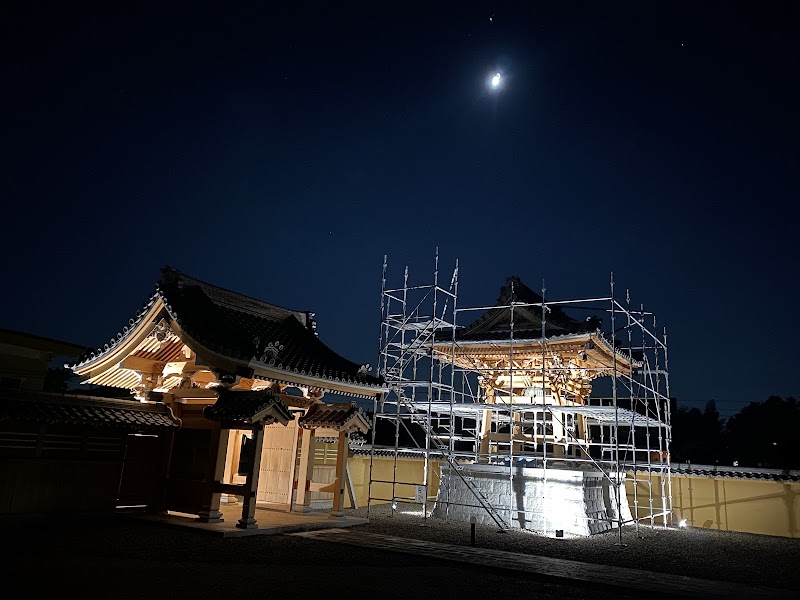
[2,2,798,415]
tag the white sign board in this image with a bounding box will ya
[415,485,427,503]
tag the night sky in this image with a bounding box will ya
[3,2,798,416]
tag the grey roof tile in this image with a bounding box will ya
[299,401,371,433]
[203,388,293,425]
[0,389,179,431]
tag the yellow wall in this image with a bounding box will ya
[627,472,800,538]
[670,474,797,538]
[344,456,800,538]
[346,455,440,509]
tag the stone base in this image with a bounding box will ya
[196,509,224,523]
[236,517,258,529]
[432,464,632,537]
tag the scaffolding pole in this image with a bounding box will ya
[367,253,672,541]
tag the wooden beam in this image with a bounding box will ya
[217,482,247,495]
[171,387,219,399]
[310,481,337,493]
[120,355,164,373]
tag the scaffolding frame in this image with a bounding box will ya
[367,251,673,542]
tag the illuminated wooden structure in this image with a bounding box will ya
[69,266,385,528]
[433,276,638,461]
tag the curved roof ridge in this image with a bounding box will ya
[458,275,593,341]
[159,265,312,324]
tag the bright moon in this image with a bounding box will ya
[491,72,501,87]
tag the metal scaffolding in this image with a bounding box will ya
[367,251,673,541]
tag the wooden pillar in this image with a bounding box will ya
[237,423,265,529]
[330,430,348,516]
[221,429,240,505]
[551,390,565,458]
[478,388,495,463]
[479,408,493,463]
[292,427,316,512]
[197,423,229,523]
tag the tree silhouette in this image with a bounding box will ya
[671,399,722,464]
[670,396,800,468]
[42,367,76,393]
[724,396,800,469]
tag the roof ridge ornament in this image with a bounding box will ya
[147,318,172,346]
[259,340,284,365]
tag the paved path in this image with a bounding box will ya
[293,528,794,599]
[132,503,367,537]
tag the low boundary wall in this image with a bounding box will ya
[350,455,800,538]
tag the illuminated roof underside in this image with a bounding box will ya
[385,401,667,428]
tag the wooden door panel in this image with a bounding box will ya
[257,419,298,505]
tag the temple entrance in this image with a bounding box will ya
[256,417,299,507]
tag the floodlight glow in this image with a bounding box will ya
[678,518,687,528]
[491,72,501,87]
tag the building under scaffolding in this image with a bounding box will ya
[368,252,673,540]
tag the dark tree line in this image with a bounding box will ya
[670,396,800,469]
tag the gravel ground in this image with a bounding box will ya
[343,504,800,592]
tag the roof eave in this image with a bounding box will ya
[435,331,638,372]
[248,360,388,398]
[70,296,166,378]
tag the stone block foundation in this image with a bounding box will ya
[432,463,632,537]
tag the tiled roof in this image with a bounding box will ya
[69,266,384,393]
[456,276,600,342]
[299,401,371,433]
[351,445,427,458]
[0,389,179,431]
[672,464,800,482]
[203,388,293,426]
[159,267,383,388]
